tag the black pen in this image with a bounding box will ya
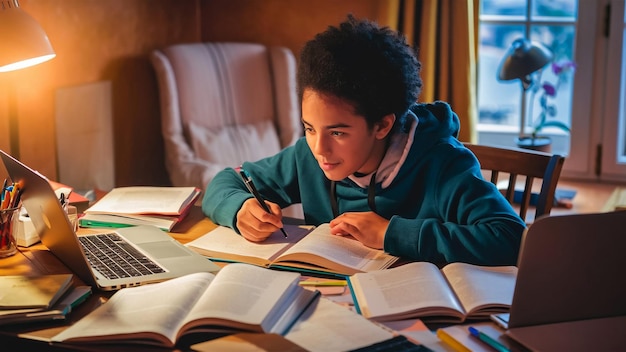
[237,167,288,238]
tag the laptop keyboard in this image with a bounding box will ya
[79,233,166,280]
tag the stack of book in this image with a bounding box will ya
[79,186,202,231]
[0,274,91,326]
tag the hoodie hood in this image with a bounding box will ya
[411,101,460,143]
[348,101,460,189]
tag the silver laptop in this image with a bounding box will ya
[1,150,220,291]
[500,211,626,351]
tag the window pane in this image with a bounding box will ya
[481,0,526,16]
[478,24,525,126]
[528,25,576,133]
[478,0,579,160]
[531,25,575,59]
[532,0,578,18]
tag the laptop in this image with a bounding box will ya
[495,211,626,351]
[1,150,220,291]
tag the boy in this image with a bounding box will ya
[202,15,525,265]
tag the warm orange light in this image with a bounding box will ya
[0,0,56,72]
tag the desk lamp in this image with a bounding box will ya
[0,0,55,159]
[498,38,552,139]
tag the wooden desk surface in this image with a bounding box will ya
[0,206,216,350]
[0,181,622,350]
[551,179,623,216]
[518,179,624,223]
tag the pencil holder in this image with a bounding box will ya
[0,206,20,258]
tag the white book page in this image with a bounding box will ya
[351,262,464,320]
[86,186,197,215]
[52,272,215,345]
[185,225,313,265]
[276,224,398,272]
[441,263,517,315]
[285,297,394,352]
[182,263,301,332]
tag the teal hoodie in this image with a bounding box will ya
[203,102,526,266]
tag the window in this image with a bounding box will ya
[477,0,577,153]
[477,0,626,182]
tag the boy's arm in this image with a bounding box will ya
[202,138,307,231]
[384,146,526,266]
[202,168,252,232]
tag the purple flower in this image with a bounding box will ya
[551,60,577,75]
[531,57,577,138]
[542,83,556,96]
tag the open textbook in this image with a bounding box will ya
[79,186,201,231]
[185,223,399,277]
[52,264,320,348]
[349,261,517,323]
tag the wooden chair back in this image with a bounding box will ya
[464,143,565,222]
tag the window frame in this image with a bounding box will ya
[476,1,626,181]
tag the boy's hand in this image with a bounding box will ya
[329,211,389,249]
[236,198,284,242]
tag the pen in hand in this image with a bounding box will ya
[237,167,288,238]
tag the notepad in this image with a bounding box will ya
[0,274,73,310]
[0,285,91,326]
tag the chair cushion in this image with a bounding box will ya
[150,42,301,194]
[187,120,281,167]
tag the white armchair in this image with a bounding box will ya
[150,42,302,191]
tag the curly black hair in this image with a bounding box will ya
[297,14,422,130]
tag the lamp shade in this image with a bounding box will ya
[0,0,55,72]
[498,38,553,84]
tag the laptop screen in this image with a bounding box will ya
[508,210,626,328]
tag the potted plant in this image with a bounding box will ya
[516,59,577,152]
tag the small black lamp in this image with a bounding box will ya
[498,38,553,139]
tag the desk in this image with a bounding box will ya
[0,182,622,350]
[550,179,623,215]
[0,206,217,351]
[519,179,623,223]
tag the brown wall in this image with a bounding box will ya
[200,0,396,60]
[0,0,201,187]
[0,0,394,188]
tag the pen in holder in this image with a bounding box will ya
[0,206,21,258]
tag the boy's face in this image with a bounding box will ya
[301,89,392,181]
